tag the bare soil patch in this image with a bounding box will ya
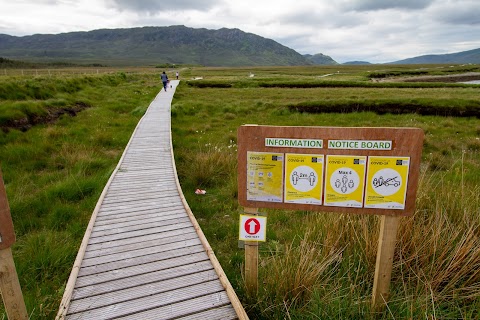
[1,102,91,133]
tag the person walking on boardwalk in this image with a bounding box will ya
[161,71,169,91]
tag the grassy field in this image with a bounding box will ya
[173,66,480,319]
[0,70,162,318]
[0,65,479,319]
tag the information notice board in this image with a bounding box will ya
[238,125,424,216]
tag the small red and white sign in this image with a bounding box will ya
[239,214,267,242]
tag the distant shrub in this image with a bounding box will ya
[186,80,233,88]
[259,80,470,89]
[367,70,429,79]
[288,99,480,118]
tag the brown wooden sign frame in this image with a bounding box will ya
[237,125,424,216]
[237,124,425,309]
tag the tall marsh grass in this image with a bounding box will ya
[171,71,480,318]
[176,142,237,189]
[247,159,480,319]
[173,136,480,319]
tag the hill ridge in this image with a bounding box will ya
[0,25,312,67]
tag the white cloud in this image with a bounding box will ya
[0,0,479,63]
[341,0,435,11]
[109,0,222,13]
[428,0,480,25]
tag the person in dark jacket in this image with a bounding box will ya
[161,71,168,91]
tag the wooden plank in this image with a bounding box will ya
[110,172,174,180]
[109,177,176,185]
[84,226,197,252]
[102,188,176,198]
[101,192,180,205]
[69,270,220,312]
[77,252,209,283]
[96,204,185,218]
[89,216,190,238]
[81,238,202,267]
[115,166,173,172]
[175,305,238,320]
[107,180,175,187]
[87,221,193,244]
[92,211,187,231]
[93,207,187,226]
[67,281,227,319]
[115,291,231,320]
[83,232,199,259]
[106,183,177,193]
[74,261,213,297]
[77,245,207,277]
[103,187,174,196]
[98,201,183,214]
[111,172,173,180]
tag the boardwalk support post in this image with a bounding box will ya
[0,169,28,320]
[244,207,259,296]
[372,215,401,310]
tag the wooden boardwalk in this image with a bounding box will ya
[57,81,248,320]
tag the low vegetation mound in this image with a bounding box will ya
[288,99,480,118]
[0,73,128,131]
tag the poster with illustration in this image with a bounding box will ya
[364,156,410,209]
[284,154,324,205]
[246,151,284,202]
[324,155,367,207]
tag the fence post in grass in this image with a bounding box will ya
[372,214,401,310]
[244,207,259,296]
[0,169,28,320]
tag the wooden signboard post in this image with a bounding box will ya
[237,125,424,309]
[0,169,28,320]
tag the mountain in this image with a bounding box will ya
[343,61,372,65]
[304,53,338,65]
[390,48,480,64]
[0,25,312,67]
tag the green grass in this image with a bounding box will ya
[0,71,161,318]
[172,65,480,319]
[1,64,479,319]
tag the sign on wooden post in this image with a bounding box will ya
[237,125,424,309]
[0,169,28,320]
[242,207,259,295]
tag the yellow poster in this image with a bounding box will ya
[324,155,367,207]
[364,156,410,209]
[247,152,284,202]
[284,154,324,205]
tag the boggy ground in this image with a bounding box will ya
[1,102,91,132]
[378,72,480,83]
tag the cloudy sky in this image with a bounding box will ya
[0,0,479,63]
